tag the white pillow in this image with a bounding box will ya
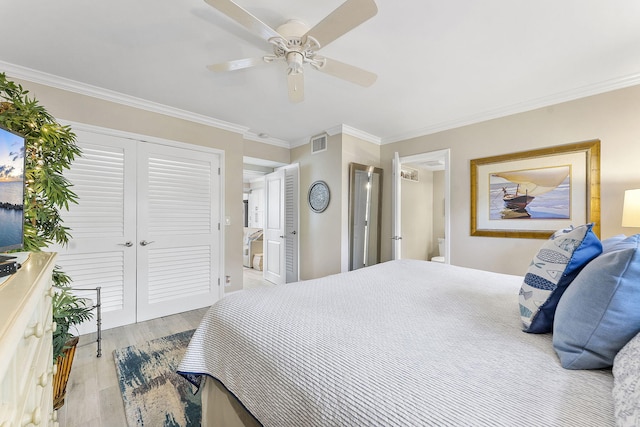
[613,331,640,426]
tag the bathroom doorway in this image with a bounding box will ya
[392,149,450,263]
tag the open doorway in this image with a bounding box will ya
[242,157,289,288]
[392,149,450,263]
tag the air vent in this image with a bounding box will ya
[311,133,327,154]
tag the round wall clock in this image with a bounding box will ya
[308,180,330,213]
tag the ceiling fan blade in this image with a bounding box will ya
[207,57,265,72]
[303,0,378,48]
[318,57,377,87]
[288,72,304,103]
[204,0,282,42]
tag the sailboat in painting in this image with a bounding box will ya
[500,184,535,210]
[493,167,569,218]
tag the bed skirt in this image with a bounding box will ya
[201,376,262,427]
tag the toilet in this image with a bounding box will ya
[431,238,445,263]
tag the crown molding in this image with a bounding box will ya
[341,125,382,144]
[328,124,382,144]
[325,125,344,137]
[6,62,638,149]
[382,72,640,144]
[0,61,252,136]
[290,124,382,149]
[242,132,291,149]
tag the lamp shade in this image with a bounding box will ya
[622,189,640,227]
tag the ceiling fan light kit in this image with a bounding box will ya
[285,51,305,75]
[205,0,378,102]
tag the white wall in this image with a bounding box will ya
[291,132,381,279]
[400,167,433,260]
[432,170,446,259]
[291,134,343,279]
[381,84,640,276]
[15,73,640,280]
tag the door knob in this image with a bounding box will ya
[291,230,297,235]
[140,240,155,246]
[118,241,133,247]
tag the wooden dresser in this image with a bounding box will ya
[0,252,57,427]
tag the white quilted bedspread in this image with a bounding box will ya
[178,259,614,426]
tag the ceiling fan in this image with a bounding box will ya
[204,0,378,103]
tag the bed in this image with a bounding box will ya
[178,257,632,426]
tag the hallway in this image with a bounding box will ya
[243,267,274,290]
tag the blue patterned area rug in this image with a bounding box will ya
[113,329,201,427]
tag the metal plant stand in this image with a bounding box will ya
[75,286,102,357]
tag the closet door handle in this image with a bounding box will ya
[140,240,155,246]
[119,241,133,247]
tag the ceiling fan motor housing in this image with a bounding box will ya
[269,19,325,72]
[276,19,309,39]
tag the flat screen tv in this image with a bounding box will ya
[0,125,26,262]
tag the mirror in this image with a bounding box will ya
[349,163,383,270]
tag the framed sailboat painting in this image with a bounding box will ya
[470,140,600,239]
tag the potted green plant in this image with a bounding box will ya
[0,73,90,408]
[51,268,93,408]
[51,269,93,360]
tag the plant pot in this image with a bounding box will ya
[52,336,79,410]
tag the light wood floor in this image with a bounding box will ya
[58,268,271,427]
[243,266,274,290]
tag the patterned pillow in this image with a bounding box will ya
[553,234,640,369]
[613,331,640,426]
[519,223,601,333]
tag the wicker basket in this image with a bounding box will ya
[52,336,79,410]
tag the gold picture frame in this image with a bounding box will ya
[470,140,600,239]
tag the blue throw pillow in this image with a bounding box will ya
[519,223,602,333]
[553,234,640,369]
[602,234,627,253]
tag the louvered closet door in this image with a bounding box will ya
[53,130,137,333]
[284,165,299,283]
[136,142,221,321]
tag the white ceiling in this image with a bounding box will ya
[2,0,640,146]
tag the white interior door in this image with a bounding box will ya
[284,165,299,283]
[264,169,285,285]
[136,142,221,321]
[392,152,402,259]
[51,130,137,333]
